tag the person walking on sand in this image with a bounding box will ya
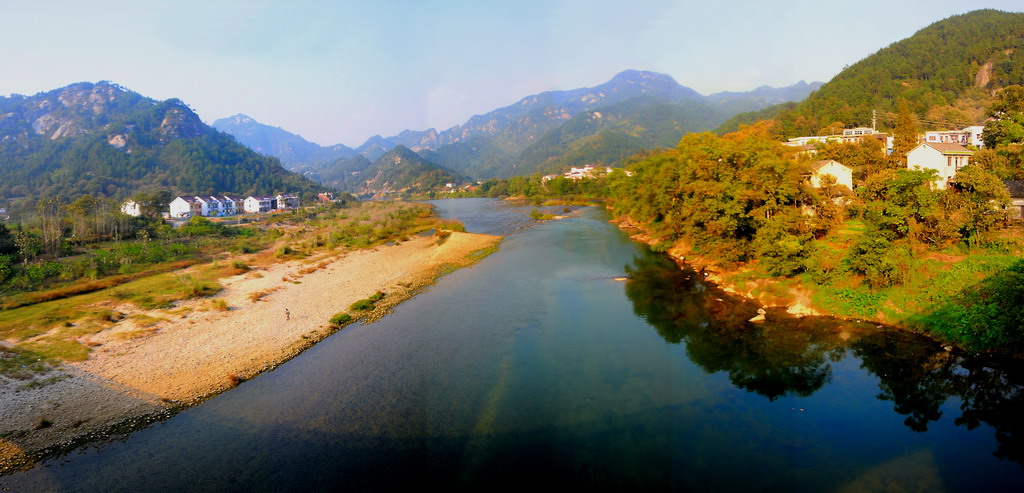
[285,308,290,320]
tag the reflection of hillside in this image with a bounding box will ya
[624,250,1024,467]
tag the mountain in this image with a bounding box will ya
[718,9,1024,136]
[212,114,357,172]
[339,145,466,197]
[217,70,820,181]
[0,82,325,201]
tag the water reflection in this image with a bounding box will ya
[624,253,848,400]
[624,251,1024,466]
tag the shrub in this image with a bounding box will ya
[846,234,910,288]
[329,312,352,327]
[349,299,374,311]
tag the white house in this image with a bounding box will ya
[169,196,201,218]
[195,196,218,216]
[220,195,241,215]
[924,126,985,148]
[120,200,141,217]
[809,160,854,190]
[275,193,299,210]
[906,142,974,190]
[244,196,275,213]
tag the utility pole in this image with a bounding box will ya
[872,109,877,132]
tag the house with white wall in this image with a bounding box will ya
[244,196,276,213]
[275,193,299,210]
[120,200,141,217]
[906,143,974,190]
[924,126,985,148]
[220,196,241,215]
[169,196,201,218]
[809,160,854,190]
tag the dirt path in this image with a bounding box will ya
[0,232,500,474]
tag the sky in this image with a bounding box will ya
[2,0,1022,147]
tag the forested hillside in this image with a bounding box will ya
[0,82,325,202]
[340,146,466,197]
[719,9,1024,136]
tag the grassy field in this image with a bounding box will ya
[0,201,447,369]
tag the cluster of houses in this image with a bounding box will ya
[797,126,1024,221]
[542,164,632,182]
[120,193,301,219]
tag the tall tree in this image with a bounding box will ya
[36,196,67,256]
[890,99,918,168]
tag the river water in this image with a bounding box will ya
[4,198,1024,491]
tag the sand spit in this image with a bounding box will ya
[0,231,500,474]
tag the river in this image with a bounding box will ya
[4,198,1024,491]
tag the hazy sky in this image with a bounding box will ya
[3,1,1021,146]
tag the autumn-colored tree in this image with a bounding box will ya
[889,99,919,169]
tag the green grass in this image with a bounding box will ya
[0,347,52,379]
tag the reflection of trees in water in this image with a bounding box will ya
[625,251,1024,466]
[855,331,1024,464]
[624,253,846,400]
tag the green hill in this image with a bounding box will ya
[341,146,466,197]
[0,82,325,202]
[719,9,1024,136]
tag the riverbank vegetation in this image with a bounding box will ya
[607,114,1024,354]
[0,200,447,371]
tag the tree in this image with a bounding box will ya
[946,166,1011,247]
[983,85,1024,148]
[890,99,918,168]
[36,196,67,256]
[0,223,17,255]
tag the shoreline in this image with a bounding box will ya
[0,231,500,475]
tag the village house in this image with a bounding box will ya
[924,126,985,148]
[169,196,201,218]
[565,165,613,180]
[220,195,241,215]
[1004,180,1024,222]
[244,196,276,213]
[784,128,893,152]
[808,160,854,190]
[906,142,973,190]
[318,192,335,203]
[275,193,299,210]
[197,196,221,216]
[120,199,142,217]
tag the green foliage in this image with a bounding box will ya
[349,299,374,311]
[720,10,1024,136]
[917,259,1024,352]
[983,85,1024,147]
[609,123,812,263]
[329,312,353,327]
[847,234,910,288]
[0,82,326,203]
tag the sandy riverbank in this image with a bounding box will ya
[0,231,500,474]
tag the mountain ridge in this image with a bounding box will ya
[0,81,325,201]
[217,70,821,179]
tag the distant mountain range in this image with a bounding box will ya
[215,71,822,181]
[0,82,324,201]
[719,9,1024,136]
